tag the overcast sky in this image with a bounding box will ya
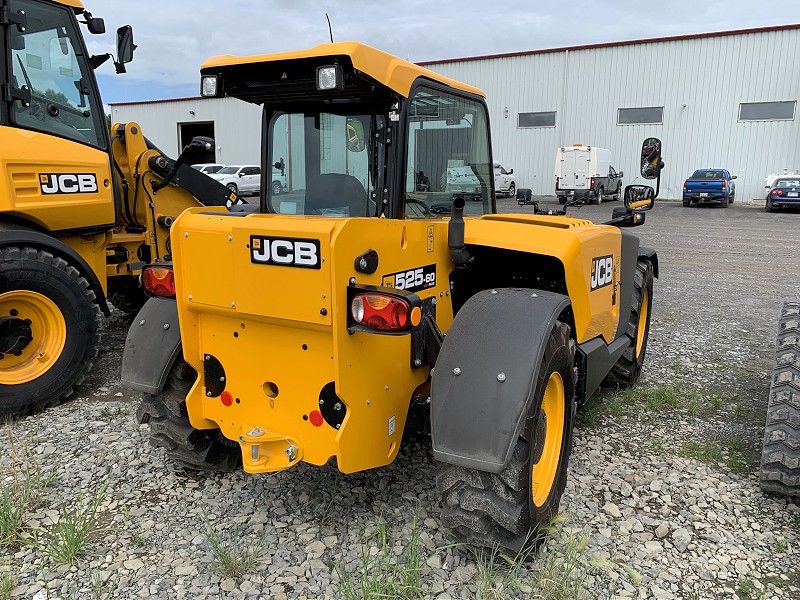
[88,1,800,105]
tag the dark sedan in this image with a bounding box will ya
[766,177,800,212]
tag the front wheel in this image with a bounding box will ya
[0,247,101,415]
[226,183,239,195]
[506,182,516,198]
[437,321,576,552]
[271,180,282,196]
[606,258,654,386]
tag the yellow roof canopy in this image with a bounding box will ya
[202,41,484,99]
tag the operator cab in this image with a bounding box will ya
[199,43,495,220]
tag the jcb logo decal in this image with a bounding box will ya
[590,255,613,290]
[39,173,98,195]
[250,235,321,269]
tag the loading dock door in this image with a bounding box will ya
[179,121,216,164]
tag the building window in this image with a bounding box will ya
[739,101,795,121]
[617,107,663,125]
[518,111,556,128]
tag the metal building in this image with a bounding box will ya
[111,24,800,201]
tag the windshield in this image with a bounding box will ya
[218,166,240,175]
[267,107,387,216]
[404,87,492,218]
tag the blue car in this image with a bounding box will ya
[683,169,736,207]
[765,176,800,212]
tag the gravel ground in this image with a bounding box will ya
[1,197,799,599]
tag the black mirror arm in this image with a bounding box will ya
[89,54,111,69]
[602,210,645,228]
[151,138,212,193]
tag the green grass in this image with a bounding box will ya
[337,518,423,600]
[680,440,723,464]
[26,482,112,564]
[90,570,118,600]
[0,572,15,600]
[775,538,787,553]
[205,518,263,579]
[582,382,703,426]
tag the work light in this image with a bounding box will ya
[201,75,219,97]
[316,65,343,90]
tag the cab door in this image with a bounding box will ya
[0,0,114,231]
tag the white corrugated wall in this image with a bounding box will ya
[424,28,800,200]
[110,97,262,166]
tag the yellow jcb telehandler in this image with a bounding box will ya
[0,0,240,415]
[123,42,663,550]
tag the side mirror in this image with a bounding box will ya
[189,136,214,151]
[618,171,624,178]
[116,26,135,65]
[624,185,655,211]
[732,175,738,180]
[640,137,663,180]
[508,169,514,175]
[87,17,105,34]
[238,172,245,177]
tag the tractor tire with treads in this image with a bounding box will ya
[606,258,654,387]
[137,356,242,472]
[759,302,800,496]
[437,321,576,552]
[0,246,101,416]
[107,277,148,317]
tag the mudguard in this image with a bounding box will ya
[431,288,570,473]
[639,245,659,278]
[121,297,182,394]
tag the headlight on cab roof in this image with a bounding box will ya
[316,65,343,91]
[201,75,220,97]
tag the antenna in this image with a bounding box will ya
[325,13,334,43]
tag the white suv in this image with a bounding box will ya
[493,161,516,197]
[209,165,261,195]
[191,163,224,174]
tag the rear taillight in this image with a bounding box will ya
[683,181,687,190]
[555,177,559,190]
[351,293,412,331]
[773,189,783,196]
[722,180,726,189]
[142,265,175,298]
[590,179,596,189]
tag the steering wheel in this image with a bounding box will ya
[404,197,430,217]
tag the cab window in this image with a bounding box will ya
[267,108,385,216]
[404,86,492,218]
[8,0,105,148]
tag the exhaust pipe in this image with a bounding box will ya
[448,196,471,266]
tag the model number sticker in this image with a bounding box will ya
[381,264,436,292]
[590,255,614,290]
[250,235,321,269]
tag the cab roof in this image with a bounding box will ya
[55,0,84,8]
[202,42,484,99]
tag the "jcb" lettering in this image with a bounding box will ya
[250,236,321,269]
[39,173,98,195]
[590,255,614,290]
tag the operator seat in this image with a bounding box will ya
[304,173,369,216]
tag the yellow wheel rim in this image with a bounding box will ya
[636,289,649,357]
[0,291,66,385]
[531,371,565,507]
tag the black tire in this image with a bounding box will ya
[613,183,622,200]
[759,302,800,497]
[765,199,773,213]
[596,187,604,204]
[437,321,576,553]
[729,192,735,203]
[606,259,654,386]
[506,182,516,199]
[0,246,101,415]
[107,277,148,317]
[558,196,567,205]
[226,183,239,195]
[683,199,691,207]
[271,180,282,196]
[137,357,242,472]
[721,196,729,208]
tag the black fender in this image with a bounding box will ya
[0,224,110,315]
[121,297,182,394]
[431,288,570,473]
[638,245,658,279]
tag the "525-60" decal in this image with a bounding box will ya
[382,264,436,292]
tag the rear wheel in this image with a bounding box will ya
[607,258,654,386]
[765,199,774,213]
[0,247,101,415]
[613,183,622,200]
[683,199,691,207]
[227,183,239,195]
[759,302,800,497]
[137,356,242,471]
[558,196,567,205]
[271,180,282,196]
[437,321,576,552]
[593,187,604,205]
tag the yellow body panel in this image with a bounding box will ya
[203,42,485,99]
[52,0,84,7]
[0,126,114,231]
[468,215,621,343]
[172,208,622,474]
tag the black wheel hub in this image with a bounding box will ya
[531,408,548,464]
[0,316,33,356]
